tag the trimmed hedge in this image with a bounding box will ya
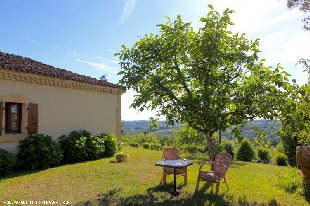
[17,134,63,170]
[275,152,288,166]
[0,149,16,175]
[59,130,106,163]
[257,148,271,164]
[236,139,256,162]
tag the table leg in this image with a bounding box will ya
[170,168,180,197]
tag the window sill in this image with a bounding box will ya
[0,133,27,143]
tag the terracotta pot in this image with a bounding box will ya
[296,146,310,184]
[115,156,127,163]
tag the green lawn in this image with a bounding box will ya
[0,147,308,206]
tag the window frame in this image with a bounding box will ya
[5,102,22,134]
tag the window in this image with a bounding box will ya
[5,102,22,133]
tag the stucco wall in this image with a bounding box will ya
[0,76,121,154]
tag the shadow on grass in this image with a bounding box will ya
[75,183,278,206]
[0,169,44,181]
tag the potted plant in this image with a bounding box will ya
[115,152,128,163]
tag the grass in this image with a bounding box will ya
[0,146,309,206]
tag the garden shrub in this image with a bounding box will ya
[275,152,288,166]
[86,135,106,160]
[129,142,139,148]
[236,139,256,162]
[0,149,16,175]
[214,141,225,155]
[277,169,302,193]
[150,143,162,150]
[59,130,92,163]
[223,142,234,159]
[257,148,271,164]
[143,142,150,149]
[101,134,118,157]
[182,144,199,155]
[18,134,63,170]
[281,134,298,166]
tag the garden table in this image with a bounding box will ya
[155,159,193,197]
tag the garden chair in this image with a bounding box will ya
[162,148,188,185]
[195,153,232,194]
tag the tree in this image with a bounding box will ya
[287,0,310,30]
[116,5,293,161]
[100,74,107,81]
[279,82,310,166]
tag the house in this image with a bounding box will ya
[0,51,125,154]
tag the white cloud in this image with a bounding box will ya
[121,90,162,120]
[67,51,79,56]
[77,59,119,74]
[120,0,137,23]
[25,38,38,43]
[96,56,119,64]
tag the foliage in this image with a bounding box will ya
[100,134,118,157]
[287,0,310,30]
[277,169,302,193]
[59,130,107,163]
[236,139,256,162]
[223,142,235,159]
[117,5,293,161]
[150,143,162,150]
[275,153,288,166]
[174,126,205,146]
[158,134,180,148]
[129,142,139,148]
[182,144,200,155]
[280,83,310,166]
[257,148,271,164]
[18,134,63,170]
[142,142,150,149]
[0,149,16,175]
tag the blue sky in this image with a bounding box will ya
[0,0,309,120]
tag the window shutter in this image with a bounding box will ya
[28,103,38,135]
[0,102,3,136]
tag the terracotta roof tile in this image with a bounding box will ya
[0,51,123,89]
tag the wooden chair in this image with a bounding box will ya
[195,153,232,194]
[162,148,188,185]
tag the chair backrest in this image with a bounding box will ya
[163,148,180,160]
[214,153,232,177]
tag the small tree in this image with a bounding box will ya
[117,5,293,161]
[236,139,256,162]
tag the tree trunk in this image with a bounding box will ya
[206,133,215,170]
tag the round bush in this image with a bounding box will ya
[143,142,150,149]
[0,149,16,175]
[129,142,139,148]
[59,130,92,163]
[236,139,256,162]
[257,148,271,164]
[150,143,162,150]
[60,130,108,163]
[101,134,118,157]
[223,142,234,159]
[18,134,63,170]
[275,152,288,166]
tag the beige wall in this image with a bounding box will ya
[0,75,122,154]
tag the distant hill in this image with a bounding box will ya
[123,120,183,136]
[123,120,281,144]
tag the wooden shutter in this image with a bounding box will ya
[28,103,38,135]
[0,102,3,136]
